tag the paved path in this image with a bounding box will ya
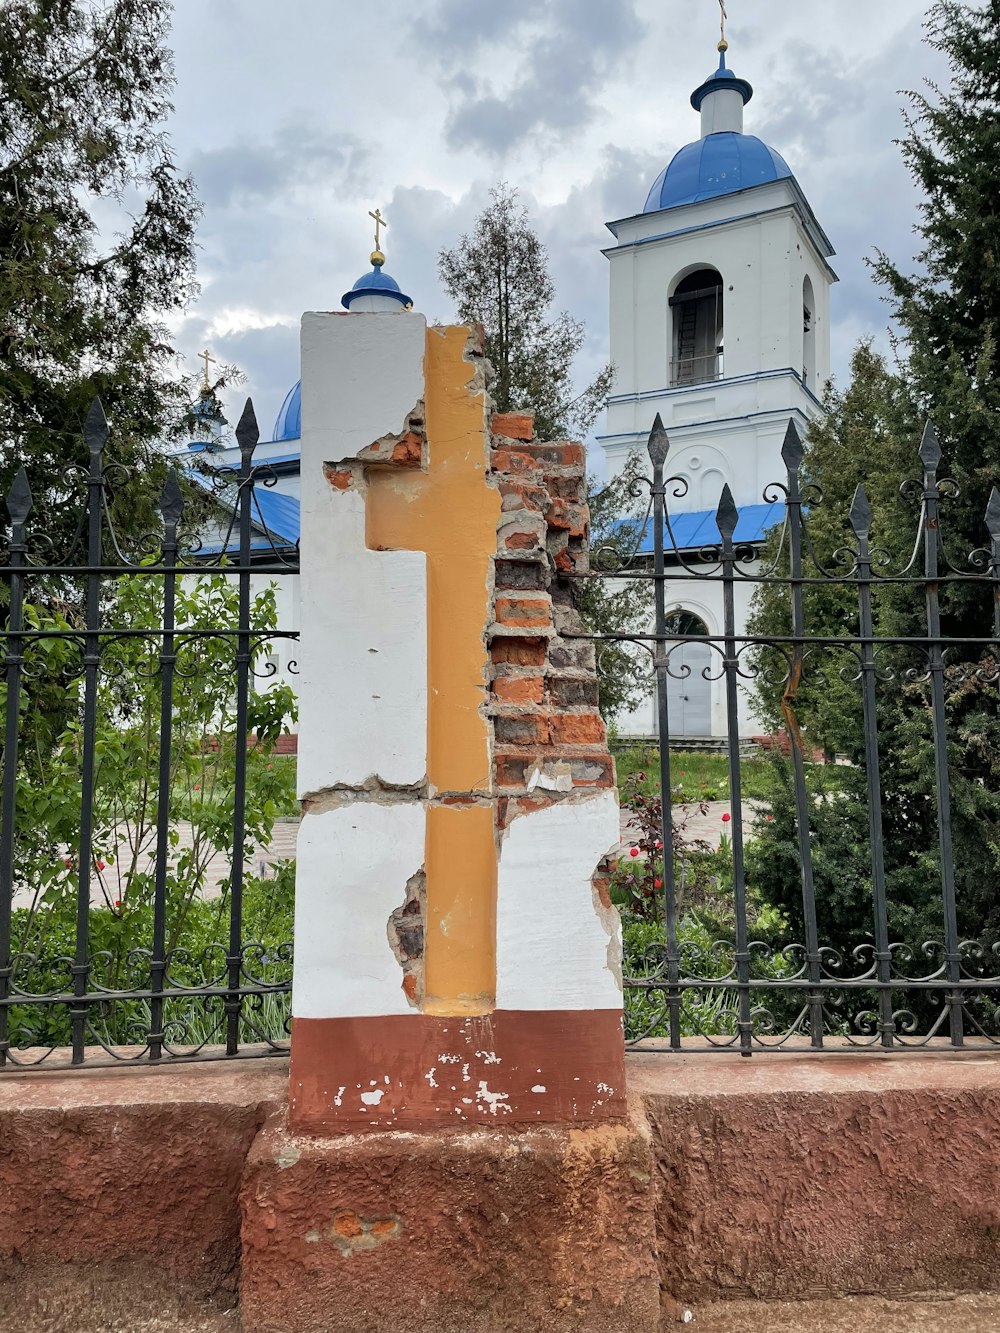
[619,798,765,853]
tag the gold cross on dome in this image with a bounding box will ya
[199,348,217,389]
[369,207,387,252]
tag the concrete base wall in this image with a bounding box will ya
[0,1053,999,1330]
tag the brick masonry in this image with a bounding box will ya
[488,412,615,831]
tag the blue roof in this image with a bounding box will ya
[636,502,783,554]
[644,132,793,213]
[690,49,753,112]
[273,381,301,442]
[342,262,412,310]
[185,468,300,554]
[251,487,300,546]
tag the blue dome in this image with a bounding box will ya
[341,262,412,310]
[272,380,301,442]
[643,132,793,213]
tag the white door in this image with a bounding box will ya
[664,639,712,737]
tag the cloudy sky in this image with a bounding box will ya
[162,0,948,449]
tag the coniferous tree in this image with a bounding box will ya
[746,0,1000,967]
[438,183,613,439]
[0,0,201,546]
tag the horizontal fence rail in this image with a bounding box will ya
[567,414,1000,1054]
[0,399,298,1070]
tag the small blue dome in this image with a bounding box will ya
[690,49,753,111]
[341,262,412,310]
[272,380,301,442]
[643,132,793,213]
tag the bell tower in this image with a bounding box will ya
[599,38,837,512]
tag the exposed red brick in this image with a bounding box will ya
[390,431,424,466]
[495,751,530,787]
[547,499,589,537]
[511,442,586,467]
[550,713,606,745]
[492,412,535,441]
[499,479,549,512]
[401,972,418,1002]
[491,636,548,667]
[493,675,545,705]
[327,469,352,491]
[333,1212,363,1238]
[491,448,541,476]
[495,596,551,629]
[504,530,542,551]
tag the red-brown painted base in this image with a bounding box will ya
[240,1109,659,1333]
[288,1008,626,1132]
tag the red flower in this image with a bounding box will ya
[722,813,731,824]
[194,783,201,790]
[96,860,105,871]
[654,879,663,889]
[115,899,121,908]
[767,814,774,822]
[655,840,662,849]
[629,847,639,858]
[63,857,72,869]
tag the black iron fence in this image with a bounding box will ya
[0,399,298,1070]
[569,415,1000,1053]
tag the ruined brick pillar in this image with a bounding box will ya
[290,314,624,1132]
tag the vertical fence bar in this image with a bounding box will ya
[647,415,681,1049]
[779,422,824,1047]
[225,401,258,1055]
[716,486,753,1055]
[849,486,894,1048]
[149,477,184,1061]
[919,424,963,1046]
[987,489,1000,697]
[0,470,33,1066]
[72,400,109,1063]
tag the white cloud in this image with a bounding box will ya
[163,0,947,436]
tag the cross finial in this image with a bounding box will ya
[369,207,387,260]
[199,348,217,390]
[718,0,728,51]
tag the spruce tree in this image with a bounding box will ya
[746,0,1000,970]
[0,0,200,547]
[438,183,613,439]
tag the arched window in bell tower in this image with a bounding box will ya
[669,268,723,386]
[802,275,816,388]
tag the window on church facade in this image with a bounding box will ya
[669,268,724,386]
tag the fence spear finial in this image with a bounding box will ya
[647,413,670,468]
[5,465,32,526]
[849,483,872,541]
[84,397,109,455]
[919,420,942,473]
[781,419,804,472]
[986,487,1000,543]
[236,398,259,456]
[159,472,185,528]
[716,483,739,539]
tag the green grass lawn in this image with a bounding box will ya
[612,742,849,805]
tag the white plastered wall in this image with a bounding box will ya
[296,312,428,796]
[293,311,429,1022]
[496,789,623,1012]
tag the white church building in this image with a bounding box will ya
[599,39,836,740]
[180,35,835,747]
